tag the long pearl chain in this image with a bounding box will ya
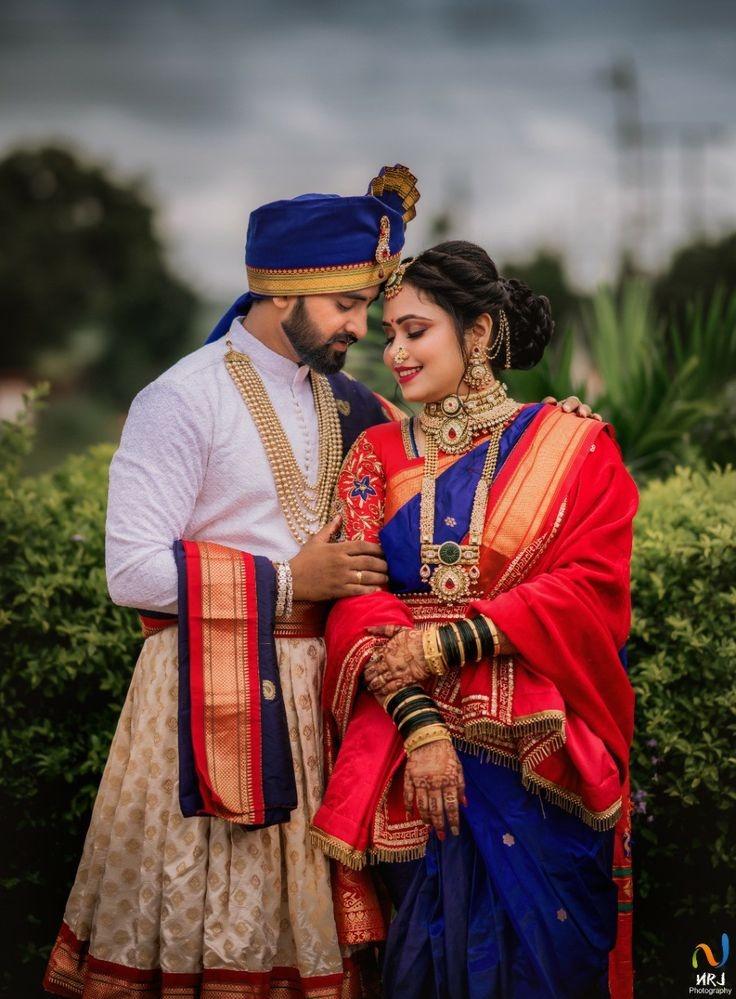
[225,347,343,544]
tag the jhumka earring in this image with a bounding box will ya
[463,342,493,390]
[488,310,513,369]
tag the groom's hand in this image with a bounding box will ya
[544,395,603,420]
[290,515,388,601]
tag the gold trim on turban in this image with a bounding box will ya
[247,252,402,296]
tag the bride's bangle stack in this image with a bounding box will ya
[384,616,503,755]
[422,615,502,675]
[385,685,452,755]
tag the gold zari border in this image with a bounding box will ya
[309,828,367,871]
[247,255,401,296]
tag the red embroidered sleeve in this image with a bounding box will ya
[334,432,386,543]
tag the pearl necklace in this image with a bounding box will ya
[225,346,343,544]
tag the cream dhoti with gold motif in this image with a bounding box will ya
[44,628,360,998]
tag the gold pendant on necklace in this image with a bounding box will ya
[418,413,510,604]
[420,539,481,602]
[435,395,471,453]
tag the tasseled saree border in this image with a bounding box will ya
[175,540,296,827]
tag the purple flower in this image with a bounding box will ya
[632,789,648,814]
[645,738,658,748]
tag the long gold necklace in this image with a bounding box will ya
[225,345,343,544]
[419,386,521,603]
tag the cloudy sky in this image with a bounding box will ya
[2,0,735,300]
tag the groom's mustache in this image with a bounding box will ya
[328,333,358,347]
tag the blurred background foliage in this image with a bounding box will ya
[2,143,736,479]
[0,145,201,469]
[1,142,736,997]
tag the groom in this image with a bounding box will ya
[44,164,592,999]
[44,164,419,999]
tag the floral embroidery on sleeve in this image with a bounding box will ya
[332,433,386,543]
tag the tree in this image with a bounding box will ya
[0,145,200,405]
[653,230,736,323]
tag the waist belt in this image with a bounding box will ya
[139,600,327,640]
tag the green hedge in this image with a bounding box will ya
[0,404,140,993]
[628,465,736,993]
[1,404,735,995]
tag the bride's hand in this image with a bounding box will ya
[404,740,465,838]
[363,625,429,694]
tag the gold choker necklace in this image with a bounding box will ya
[419,382,521,455]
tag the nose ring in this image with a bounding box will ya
[394,346,409,364]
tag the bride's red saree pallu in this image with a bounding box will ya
[311,404,638,998]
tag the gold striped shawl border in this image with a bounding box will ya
[483,408,597,558]
[274,599,327,638]
[198,541,258,820]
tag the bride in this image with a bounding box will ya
[312,241,638,998]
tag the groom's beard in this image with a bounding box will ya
[281,299,357,375]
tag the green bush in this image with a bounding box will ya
[0,398,140,993]
[629,465,736,994]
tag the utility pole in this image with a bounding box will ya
[601,58,727,265]
[602,58,646,263]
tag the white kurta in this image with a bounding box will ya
[50,321,349,993]
[105,319,321,613]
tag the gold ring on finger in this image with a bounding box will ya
[356,570,363,585]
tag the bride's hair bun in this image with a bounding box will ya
[401,240,554,370]
[498,277,554,370]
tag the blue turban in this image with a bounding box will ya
[206,164,419,343]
